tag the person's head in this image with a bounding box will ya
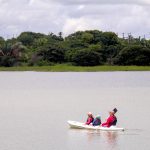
[87,112,93,117]
[109,108,118,115]
[109,111,114,116]
[96,115,101,120]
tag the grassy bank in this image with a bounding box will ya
[0,64,150,72]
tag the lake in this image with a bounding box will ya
[0,72,150,150]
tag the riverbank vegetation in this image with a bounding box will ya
[0,64,150,72]
[0,30,150,68]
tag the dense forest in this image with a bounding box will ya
[0,30,150,67]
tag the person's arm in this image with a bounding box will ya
[86,118,92,125]
[102,122,109,127]
[102,117,112,127]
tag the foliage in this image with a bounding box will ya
[0,56,17,67]
[114,45,150,66]
[72,49,103,66]
[38,44,65,63]
[100,32,119,46]
[0,30,150,67]
[17,32,45,46]
[0,37,5,49]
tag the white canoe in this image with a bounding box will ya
[68,120,124,131]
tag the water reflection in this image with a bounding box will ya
[102,131,118,149]
[68,128,118,149]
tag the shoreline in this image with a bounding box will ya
[0,64,150,72]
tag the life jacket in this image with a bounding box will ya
[86,116,94,125]
[93,118,101,126]
[111,116,117,126]
[90,116,94,122]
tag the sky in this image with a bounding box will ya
[0,0,150,39]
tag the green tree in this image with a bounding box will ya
[101,32,118,46]
[88,44,102,52]
[72,49,103,66]
[33,38,48,47]
[0,37,5,49]
[114,45,150,66]
[0,56,17,67]
[104,45,121,65]
[81,32,94,43]
[11,42,28,63]
[38,45,65,63]
[18,32,46,46]
[85,30,103,44]
[48,32,63,42]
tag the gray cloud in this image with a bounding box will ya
[49,0,150,5]
[0,0,150,39]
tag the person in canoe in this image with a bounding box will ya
[85,112,94,125]
[102,108,118,127]
[92,115,101,126]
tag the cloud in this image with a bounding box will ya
[0,0,150,39]
[63,4,150,37]
[49,0,150,5]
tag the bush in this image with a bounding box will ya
[36,60,54,66]
[38,45,65,63]
[114,45,150,66]
[72,49,103,66]
[0,56,17,67]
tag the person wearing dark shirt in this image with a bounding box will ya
[92,115,101,126]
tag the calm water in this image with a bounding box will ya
[0,72,150,150]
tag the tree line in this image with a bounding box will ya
[0,30,150,67]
